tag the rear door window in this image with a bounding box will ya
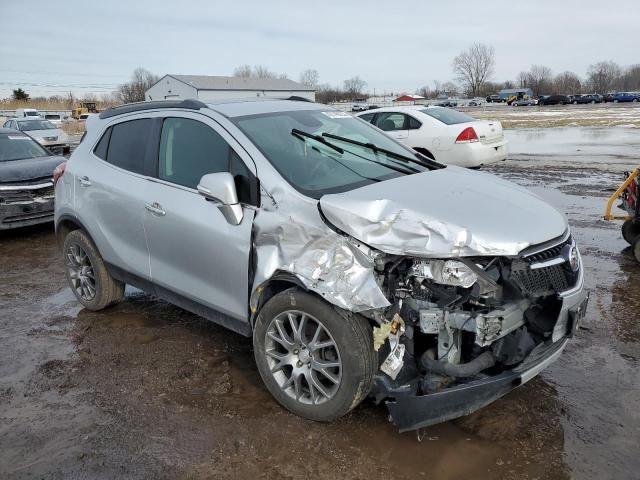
[374,112,407,131]
[105,119,152,175]
[358,113,375,123]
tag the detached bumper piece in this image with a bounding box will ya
[381,337,569,433]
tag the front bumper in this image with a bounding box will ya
[382,270,588,433]
[0,185,55,230]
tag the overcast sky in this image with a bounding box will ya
[1,0,638,98]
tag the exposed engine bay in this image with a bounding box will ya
[365,233,580,398]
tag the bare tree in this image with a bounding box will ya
[117,68,159,103]
[233,64,288,80]
[526,65,553,95]
[452,43,495,97]
[343,76,367,97]
[587,61,622,93]
[299,69,319,87]
[622,64,640,91]
[416,85,432,98]
[517,71,529,88]
[553,71,582,94]
[233,64,253,78]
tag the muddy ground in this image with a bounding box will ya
[1,127,639,479]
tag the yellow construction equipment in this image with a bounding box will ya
[604,167,640,262]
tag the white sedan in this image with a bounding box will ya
[356,106,507,168]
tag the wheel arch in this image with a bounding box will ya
[56,214,89,247]
[250,272,310,328]
[413,146,436,160]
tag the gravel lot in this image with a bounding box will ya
[1,122,639,479]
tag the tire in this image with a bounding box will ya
[622,219,640,245]
[573,101,578,105]
[253,288,376,422]
[633,99,639,103]
[634,237,640,263]
[62,229,125,310]
[614,99,619,103]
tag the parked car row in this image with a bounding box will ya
[2,118,71,154]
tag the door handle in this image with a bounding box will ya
[78,176,92,187]
[145,202,166,216]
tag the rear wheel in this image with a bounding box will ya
[253,288,376,422]
[62,229,124,310]
[633,238,640,263]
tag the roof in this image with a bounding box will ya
[164,74,316,92]
[395,94,425,100]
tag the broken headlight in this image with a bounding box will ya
[410,259,478,288]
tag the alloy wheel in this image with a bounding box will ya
[66,243,96,301]
[264,310,342,405]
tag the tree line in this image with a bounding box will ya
[6,53,640,106]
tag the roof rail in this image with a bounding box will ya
[99,99,207,119]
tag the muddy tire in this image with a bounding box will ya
[634,238,640,263]
[622,220,640,245]
[253,288,376,422]
[62,229,124,311]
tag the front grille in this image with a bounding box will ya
[510,236,579,297]
[511,261,575,297]
[522,235,572,264]
[0,185,54,204]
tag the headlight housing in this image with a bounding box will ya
[410,259,478,288]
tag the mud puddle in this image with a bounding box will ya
[2,136,640,479]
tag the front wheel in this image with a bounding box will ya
[622,219,640,245]
[253,288,376,422]
[633,99,639,103]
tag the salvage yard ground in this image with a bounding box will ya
[1,106,640,480]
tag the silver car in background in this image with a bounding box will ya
[2,118,71,154]
[54,98,588,432]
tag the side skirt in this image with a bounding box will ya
[105,262,252,338]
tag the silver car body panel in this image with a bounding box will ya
[57,99,575,316]
[319,166,568,258]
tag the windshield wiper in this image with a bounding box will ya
[292,128,415,175]
[321,132,445,169]
[291,128,343,154]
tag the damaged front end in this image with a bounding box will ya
[366,232,588,432]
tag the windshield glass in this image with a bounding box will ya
[233,109,429,198]
[45,114,61,120]
[17,120,56,131]
[0,133,49,161]
[25,111,40,117]
[420,107,474,125]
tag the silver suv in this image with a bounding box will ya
[55,98,588,431]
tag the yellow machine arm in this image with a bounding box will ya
[604,167,640,221]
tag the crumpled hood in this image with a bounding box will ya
[319,166,568,257]
[0,155,65,183]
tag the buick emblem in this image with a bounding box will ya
[568,246,580,271]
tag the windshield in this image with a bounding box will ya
[45,114,61,120]
[25,111,40,117]
[17,120,56,131]
[0,133,49,161]
[420,107,474,125]
[233,109,429,198]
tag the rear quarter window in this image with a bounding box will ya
[420,108,474,125]
[103,119,152,174]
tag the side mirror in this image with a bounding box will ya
[197,172,244,225]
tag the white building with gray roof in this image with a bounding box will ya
[146,74,316,102]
